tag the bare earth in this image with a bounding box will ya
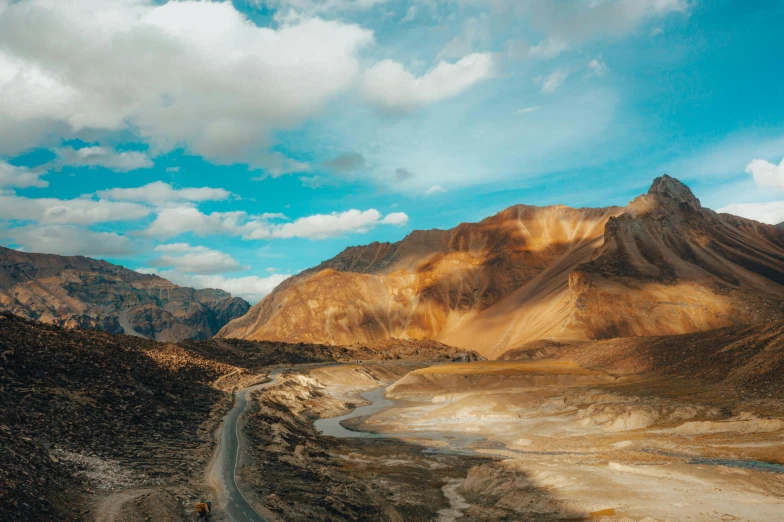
[265,360,784,522]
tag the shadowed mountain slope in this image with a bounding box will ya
[0,247,249,341]
[498,320,784,399]
[219,176,784,358]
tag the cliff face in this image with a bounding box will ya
[0,248,250,341]
[565,175,784,342]
[218,176,784,358]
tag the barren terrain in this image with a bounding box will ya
[235,358,784,521]
[219,176,784,358]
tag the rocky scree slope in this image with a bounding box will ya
[0,246,249,341]
[219,176,784,358]
[0,313,235,522]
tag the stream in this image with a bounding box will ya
[314,385,784,474]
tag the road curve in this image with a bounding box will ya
[213,369,284,522]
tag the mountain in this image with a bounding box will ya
[0,247,250,341]
[219,176,784,358]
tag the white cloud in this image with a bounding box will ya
[138,267,289,304]
[380,212,409,226]
[529,38,568,59]
[249,209,386,239]
[96,181,232,206]
[145,206,408,240]
[150,243,246,274]
[0,0,373,167]
[362,53,496,112]
[145,207,256,239]
[745,157,784,191]
[518,106,540,114]
[541,70,568,94]
[588,58,609,76]
[54,146,153,172]
[165,166,180,173]
[401,5,418,23]
[2,224,133,257]
[0,193,151,225]
[0,160,47,188]
[718,201,784,225]
[425,185,446,196]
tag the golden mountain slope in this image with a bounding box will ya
[219,177,784,358]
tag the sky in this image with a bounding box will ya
[1,0,784,303]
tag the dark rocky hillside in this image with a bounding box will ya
[0,246,250,341]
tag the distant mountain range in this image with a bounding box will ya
[0,247,249,341]
[218,176,784,358]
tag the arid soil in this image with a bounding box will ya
[219,176,784,358]
[230,359,784,522]
[342,361,784,521]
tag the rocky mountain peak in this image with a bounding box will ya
[648,174,701,209]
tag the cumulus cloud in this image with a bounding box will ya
[541,70,569,93]
[145,207,258,239]
[54,146,153,172]
[718,201,784,225]
[96,181,232,206]
[1,225,133,257]
[380,212,409,225]
[745,157,784,191]
[150,243,246,274]
[138,267,289,303]
[0,193,151,225]
[250,209,390,239]
[145,207,408,240]
[0,160,47,188]
[0,0,373,167]
[362,53,496,112]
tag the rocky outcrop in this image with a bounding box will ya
[219,176,784,358]
[0,247,250,341]
[565,175,784,342]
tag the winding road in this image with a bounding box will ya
[213,369,284,522]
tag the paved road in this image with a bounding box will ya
[214,369,284,522]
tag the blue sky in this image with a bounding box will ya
[1,0,783,302]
